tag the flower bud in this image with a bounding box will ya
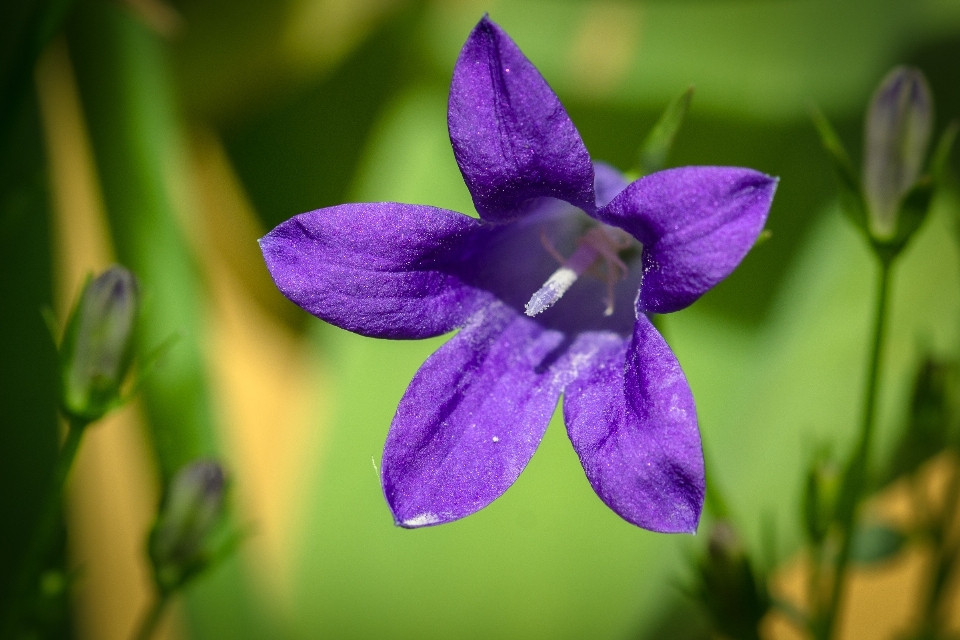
[863,66,933,238]
[60,266,139,422]
[149,460,227,593]
[696,521,769,638]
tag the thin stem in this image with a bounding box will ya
[132,593,170,640]
[1,417,87,637]
[807,542,823,633]
[819,257,892,640]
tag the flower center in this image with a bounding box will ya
[524,224,636,317]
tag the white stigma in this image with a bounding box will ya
[524,225,634,318]
[525,267,579,316]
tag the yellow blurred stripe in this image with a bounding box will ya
[187,127,328,621]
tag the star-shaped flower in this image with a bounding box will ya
[260,16,777,533]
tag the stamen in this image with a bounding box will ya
[539,229,567,265]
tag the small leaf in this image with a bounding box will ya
[40,306,60,345]
[118,330,181,405]
[929,120,958,184]
[638,86,694,175]
[850,523,906,564]
[802,448,839,545]
[884,359,953,482]
[810,105,868,235]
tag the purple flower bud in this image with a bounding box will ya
[149,460,227,592]
[863,66,933,238]
[60,266,139,422]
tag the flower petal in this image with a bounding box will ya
[259,203,490,339]
[593,161,629,208]
[381,302,570,527]
[596,167,777,314]
[563,316,704,533]
[448,16,595,222]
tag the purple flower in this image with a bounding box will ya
[259,17,777,533]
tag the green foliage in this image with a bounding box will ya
[885,359,956,483]
[692,522,769,640]
[811,106,870,237]
[802,448,841,546]
[849,522,906,565]
[68,0,218,477]
[637,86,694,176]
[0,85,62,640]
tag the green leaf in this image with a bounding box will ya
[638,86,694,175]
[849,523,906,564]
[929,120,959,184]
[810,105,868,235]
[884,359,953,483]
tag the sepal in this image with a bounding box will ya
[810,106,869,237]
[638,86,694,175]
[871,178,935,262]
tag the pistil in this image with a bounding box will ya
[524,225,633,317]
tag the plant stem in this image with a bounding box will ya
[132,593,170,640]
[1,417,87,637]
[0,0,77,157]
[818,257,892,640]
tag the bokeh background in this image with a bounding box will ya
[4,0,960,638]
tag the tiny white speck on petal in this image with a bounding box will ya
[492,436,499,443]
[403,513,440,527]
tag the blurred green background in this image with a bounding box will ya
[3,0,960,638]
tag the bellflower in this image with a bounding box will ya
[260,17,777,533]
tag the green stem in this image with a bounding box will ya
[818,258,892,640]
[0,0,77,157]
[132,593,170,640]
[1,417,87,638]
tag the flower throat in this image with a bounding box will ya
[524,224,637,318]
